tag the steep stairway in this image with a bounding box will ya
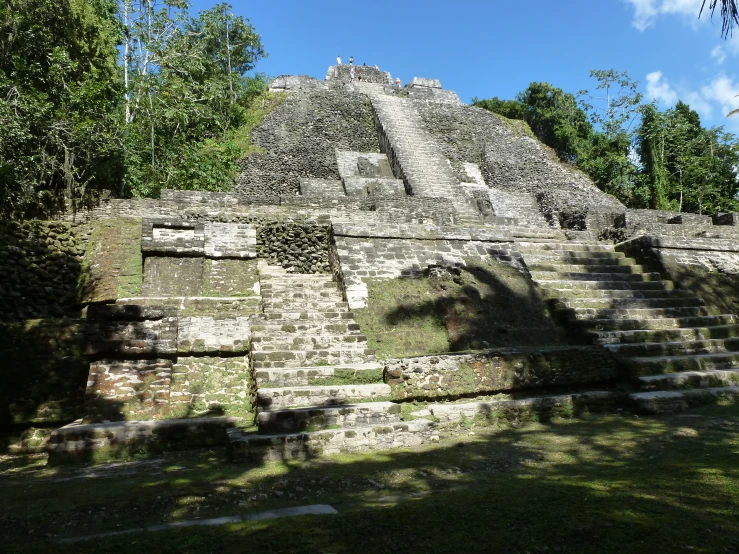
[518,241,739,413]
[363,90,481,223]
[228,262,437,461]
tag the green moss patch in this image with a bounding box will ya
[80,218,142,302]
[355,259,573,359]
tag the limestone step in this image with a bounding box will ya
[227,419,438,462]
[252,349,375,369]
[257,402,401,434]
[590,325,739,344]
[254,362,384,387]
[582,315,737,331]
[261,291,343,301]
[261,311,357,321]
[48,417,242,463]
[257,383,392,410]
[251,335,369,352]
[532,271,663,282]
[547,289,686,300]
[629,386,739,414]
[626,352,739,375]
[260,280,338,289]
[251,321,362,336]
[529,264,649,275]
[638,369,739,391]
[522,254,632,265]
[605,337,739,357]
[116,296,262,315]
[538,280,672,291]
[427,390,613,425]
[554,297,704,310]
[263,301,350,312]
[562,306,712,321]
[517,242,617,253]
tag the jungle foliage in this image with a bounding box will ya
[473,70,739,214]
[0,0,267,217]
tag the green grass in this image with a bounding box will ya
[2,404,739,552]
[354,260,574,359]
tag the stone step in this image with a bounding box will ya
[116,296,262,315]
[638,369,739,391]
[590,325,739,344]
[251,321,362,335]
[48,417,242,463]
[252,335,369,352]
[261,311,357,321]
[582,315,737,331]
[253,349,376,369]
[260,280,338,290]
[562,306,712,321]
[427,390,613,425]
[626,352,739,375]
[254,362,384,388]
[538,280,672,291]
[605,337,739,357]
[532,271,663,282]
[547,289,686,300]
[257,383,392,410]
[517,242,617,253]
[555,297,704,310]
[523,254,634,265]
[261,290,343,301]
[228,419,438,462]
[257,402,401,434]
[529,264,649,275]
[629,386,739,414]
[263,301,350,312]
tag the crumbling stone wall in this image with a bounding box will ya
[384,347,620,400]
[237,89,380,196]
[0,221,88,321]
[257,221,331,273]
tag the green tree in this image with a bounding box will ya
[118,1,266,197]
[0,0,123,216]
[473,82,592,162]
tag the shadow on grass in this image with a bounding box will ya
[4,408,739,553]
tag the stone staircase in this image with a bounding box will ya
[227,262,438,461]
[363,90,481,222]
[518,240,739,413]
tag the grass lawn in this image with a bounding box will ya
[2,403,739,553]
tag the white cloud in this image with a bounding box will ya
[643,71,739,122]
[623,0,704,31]
[646,71,679,105]
[702,75,739,116]
[712,45,727,64]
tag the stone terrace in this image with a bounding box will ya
[43,67,739,461]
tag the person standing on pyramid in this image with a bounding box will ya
[350,66,355,83]
[337,55,342,65]
[349,56,354,65]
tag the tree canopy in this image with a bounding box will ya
[0,0,269,217]
[474,71,739,215]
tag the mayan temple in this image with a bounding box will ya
[5,65,739,463]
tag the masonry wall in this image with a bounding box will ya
[236,89,380,196]
[0,221,88,321]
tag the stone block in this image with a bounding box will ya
[410,77,442,89]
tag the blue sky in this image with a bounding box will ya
[192,0,739,131]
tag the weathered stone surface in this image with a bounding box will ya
[228,419,438,462]
[48,417,242,462]
[384,348,620,400]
